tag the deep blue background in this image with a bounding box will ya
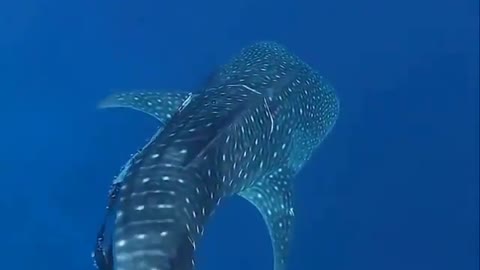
[0,0,478,269]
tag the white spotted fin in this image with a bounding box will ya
[98,90,193,185]
[98,90,193,125]
[238,166,296,270]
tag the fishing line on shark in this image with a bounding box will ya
[225,83,276,134]
[91,41,339,270]
[92,182,121,270]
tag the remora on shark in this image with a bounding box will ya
[93,41,339,270]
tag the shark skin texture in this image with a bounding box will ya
[93,41,339,270]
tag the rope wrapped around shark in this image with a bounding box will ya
[92,183,121,270]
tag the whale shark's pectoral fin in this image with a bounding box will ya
[239,167,296,270]
[98,90,193,124]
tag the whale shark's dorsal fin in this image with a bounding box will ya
[239,166,296,270]
[98,90,193,125]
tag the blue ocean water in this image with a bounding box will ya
[0,0,478,269]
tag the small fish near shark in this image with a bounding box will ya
[92,41,340,270]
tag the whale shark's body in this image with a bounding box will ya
[93,42,339,270]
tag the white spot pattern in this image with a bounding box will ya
[101,41,339,270]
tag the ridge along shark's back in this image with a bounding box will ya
[93,41,339,270]
[137,42,338,170]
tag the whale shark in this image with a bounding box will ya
[92,41,339,270]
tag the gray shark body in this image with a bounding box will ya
[95,42,339,270]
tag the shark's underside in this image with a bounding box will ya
[93,41,339,270]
